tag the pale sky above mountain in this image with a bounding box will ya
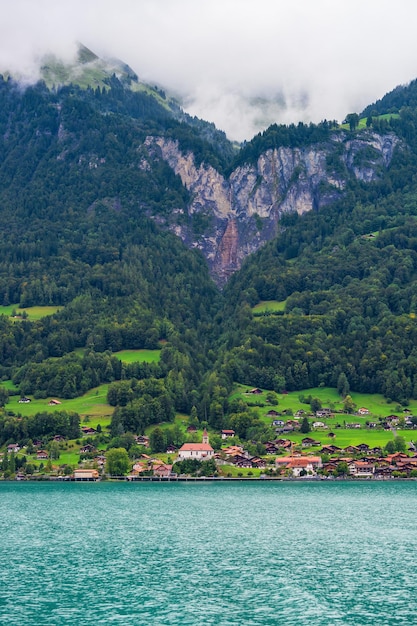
[2,0,417,141]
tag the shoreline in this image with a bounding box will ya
[4,474,415,483]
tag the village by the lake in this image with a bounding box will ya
[3,382,417,482]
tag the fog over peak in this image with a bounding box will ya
[2,0,417,141]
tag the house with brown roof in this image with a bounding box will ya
[81,427,96,436]
[153,463,173,478]
[80,444,96,454]
[221,429,235,439]
[36,450,49,460]
[301,437,320,448]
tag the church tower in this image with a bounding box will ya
[202,428,209,445]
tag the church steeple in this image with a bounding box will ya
[202,428,209,445]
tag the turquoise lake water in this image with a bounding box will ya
[1,481,417,625]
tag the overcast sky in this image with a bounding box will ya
[2,0,417,141]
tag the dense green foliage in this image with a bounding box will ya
[4,65,417,448]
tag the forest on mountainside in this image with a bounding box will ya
[3,70,417,441]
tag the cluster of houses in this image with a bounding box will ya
[4,410,417,479]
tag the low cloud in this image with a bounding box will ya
[2,0,417,140]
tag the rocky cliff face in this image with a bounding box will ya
[144,131,400,285]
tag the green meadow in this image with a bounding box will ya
[4,384,112,426]
[340,113,400,130]
[113,349,161,363]
[232,384,417,447]
[252,300,286,315]
[284,429,412,450]
[0,304,62,321]
[232,384,417,419]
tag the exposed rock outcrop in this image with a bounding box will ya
[144,131,400,285]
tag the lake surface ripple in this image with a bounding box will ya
[1,481,416,625]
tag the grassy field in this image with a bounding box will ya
[232,384,417,419]
[285,429,413,449]
[0,304,62,321]
[4,384,112,425]
[252,300,286,315]
[340,113,400,130]
[113,349,161,363]
[231,384,417,448]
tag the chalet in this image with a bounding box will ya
[267,410,281,417]
[7,443,20,453]
[386,453,409,464]
[294,410,306,418]
[177,429,214,461]
[186,425,197,433]
[250,457,266,469]
[132,462,147,474]
[301,437,320,448]
[223,445,244,456]
[323,461,339,473]
[166,444,177,454]
[235,457,254,468]
[265,443,279,454]
[320,445,342,454]
[272,420,285,427]
[248,388,263,395]
[358,407,370,415]
[313,421,325,429]
[221,429,235,439]
[53,434,65,442]
[357,443,370,453]
[229,454,248,465]
[36,450,48,460]
[275,439,292,449]
[316,408,332,418]
[286,420,300,428]
[344,445,360,455]
[153,463,173,478]
[73,468,99,480]
[281,425,294,434]
[94,455,106,467]
[369,447,382,455]
[18,397,31,403]
[367,422,378,429]
[374,466,393,478]
[48,399,61,406]
[81,427,96,436]
[346,423,361,429]
[80,444,96,454]
[135,435,150,446]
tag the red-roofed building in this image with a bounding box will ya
[221,429,235,439]
[178,429,214,461]
[275,455,322,477]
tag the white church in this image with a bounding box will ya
[177,429,214,461]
